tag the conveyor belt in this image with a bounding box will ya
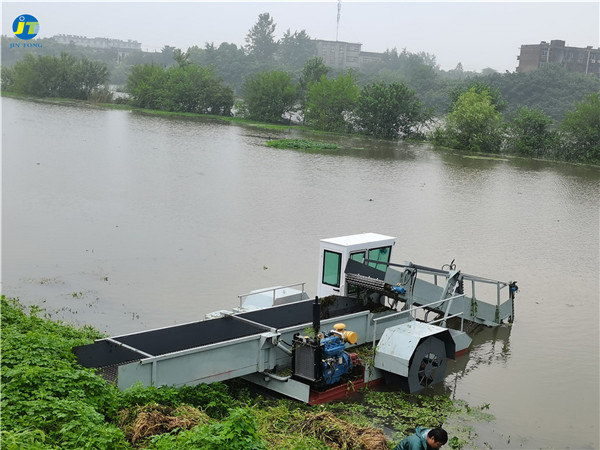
[73,298,360,370]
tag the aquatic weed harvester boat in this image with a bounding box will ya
[74,233,518,404]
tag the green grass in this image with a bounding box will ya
[1,296,491,449]
[266,138,339,151]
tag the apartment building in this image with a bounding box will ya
[517,40,599,76]
[314,39,383,70]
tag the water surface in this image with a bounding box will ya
[2,98,598,449]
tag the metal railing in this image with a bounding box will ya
[367,259,514,313]
[238,282,307,308]
[370,294,466,348]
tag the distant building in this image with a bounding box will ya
[314,39,383,70]
[53,34,142,51]
[359,50,385,68]
[517,40,599,76]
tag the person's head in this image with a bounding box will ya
[426,428,448,449]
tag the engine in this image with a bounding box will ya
[292,323,361,388]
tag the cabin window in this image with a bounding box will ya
[350,251,366,263]
[367,246,391,272]
[347,251,366,295]
[322,250,342,287]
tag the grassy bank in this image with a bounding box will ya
[1,91,305,132]
[2,92,348,153]
[0,296,493,449]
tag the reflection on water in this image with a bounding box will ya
[446,325,513,386]
[2,98,598,449]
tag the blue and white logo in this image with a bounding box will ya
[13,14,40,40]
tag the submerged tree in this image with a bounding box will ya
[355,81,432,139]
[559,92,600,162]
[432,86,504,153]
[505,106,557,158]
[125,63,165,110]
[303,71,359,132]
[126,63,233,115]
[3,52,109,100]
[241,70,296,123]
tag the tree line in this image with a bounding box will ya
[432,85,599,162]
[2,49,598,164]
[2,11,599,119]
[1,12,599,163]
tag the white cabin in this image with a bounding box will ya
[317,233,396,298]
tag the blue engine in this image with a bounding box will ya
[321,334,353,385]
[292,329,360,388]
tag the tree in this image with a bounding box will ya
[245,13,278,63]
[482,65,600,121]
[1,65,15,90]
[355,81,432,139]
[158,45,177,67]
[173,48,191,67]
[402,52,439,93]
[448,80,506,113]
[303,72,358,132]
[481,67,498,76]
[125,64,167,109]
[125,63,233,115]
[78,57,110,98]
[505,107,557,157]
[190,42,249,92]
[379,48,437,72]
[241,70,296,123]
[277,29,316,70]
[432,87,504,153]
[297,57,330,107]
[559,92,600,162]
[5,52,110,100]
[372,48,439,92]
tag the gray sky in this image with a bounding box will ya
[2,1,599,72]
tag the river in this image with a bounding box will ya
[2,97,598,449]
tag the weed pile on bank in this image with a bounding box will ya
[1,296,488,449]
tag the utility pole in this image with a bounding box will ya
[336,0,341,41]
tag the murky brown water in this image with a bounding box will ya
[2,97,598,449]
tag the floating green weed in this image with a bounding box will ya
[363,390,459,436]
[361,390,495,449]
[463,155,509,161]
[266,138,338,151]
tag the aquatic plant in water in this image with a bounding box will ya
[266,138,339,150]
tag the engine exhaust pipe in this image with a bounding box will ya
[312,296,320,336]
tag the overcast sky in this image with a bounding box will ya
[2,1,599,73]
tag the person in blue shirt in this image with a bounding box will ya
[394,426,448,450]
